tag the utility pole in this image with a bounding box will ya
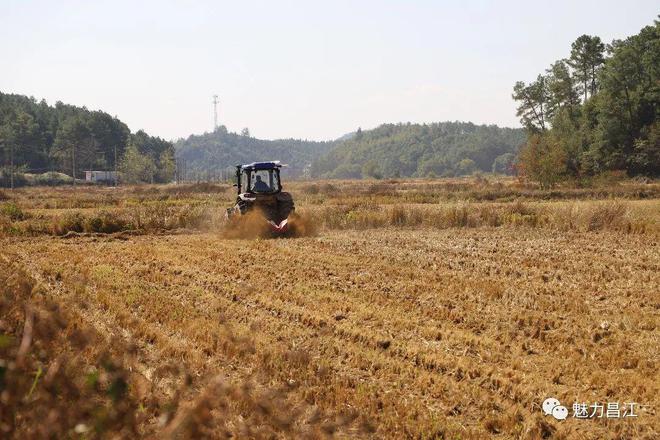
[72,144,76,187]
[114,145,118,187]
[71,144,76,186]
[212,95,219,131]
[9,141,14,190]
[181,157,186,183]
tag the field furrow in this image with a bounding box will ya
[3,223,658,438]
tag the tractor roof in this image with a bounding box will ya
[239,161,283,171]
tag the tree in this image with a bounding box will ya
[130,130,171,158]
[119,144,156,184]
[156,149,175,183]
[513,18,658,181]
[0,92,173,186]
[492,153,516,175]
[546,60,580,119]
[456,158,477,175]
[309,122,525,179]
[51,116,97,184]
[87,111,130,168]
[361,159,382,179]
[241,127,250,137]
[568,35,605,102]
[629,122,659,175]
[0,123,16,189]
[518,134,568,188]
[513,75,549,131]
[548,106,587,176]
[418,156,449,177]
[0,110,44,188]
[590,20,659,174]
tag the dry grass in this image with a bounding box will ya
[1,178,657,237]
[0,255,360,438]
[0,177,658,438]
[314,200,657,234]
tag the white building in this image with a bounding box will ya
[84,170,117,183]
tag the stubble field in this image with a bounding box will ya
[1,178,658,439]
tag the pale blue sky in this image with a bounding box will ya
[1,1,657,140]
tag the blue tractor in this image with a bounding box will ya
[225,161,295,234]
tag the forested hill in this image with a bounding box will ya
[0,92,174,185]
[174,128,337,178]
[311,122,526,179]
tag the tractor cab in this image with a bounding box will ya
[236,161,283,195]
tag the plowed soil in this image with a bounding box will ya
[3,224,658,438]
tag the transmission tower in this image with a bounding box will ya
[212,95,219,130]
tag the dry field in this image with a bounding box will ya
[1,177,658,439]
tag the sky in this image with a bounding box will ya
[1,1,658,141]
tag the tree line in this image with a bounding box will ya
[0,92,175,187]
[174,126,337,179]
[514,18,659,187]
[310,122,526,179]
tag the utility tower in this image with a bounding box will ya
[212,95,219,130]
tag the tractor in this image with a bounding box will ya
[225,161,295,235]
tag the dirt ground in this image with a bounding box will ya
[2,221,658,438]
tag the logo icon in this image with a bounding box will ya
[543,397,568,420]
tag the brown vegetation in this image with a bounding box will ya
[0,177,658,438]
[0,178,658,238]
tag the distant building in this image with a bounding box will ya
[84,170,117,183]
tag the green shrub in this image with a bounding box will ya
[52,212,85,235]
[34,172,74,186]
[0,168,28,187]
[0,202,26,221]
[82,211,128,233]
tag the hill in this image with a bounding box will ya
[311,122,526,179]
[174,128,337,179]
[0,92,174,186]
